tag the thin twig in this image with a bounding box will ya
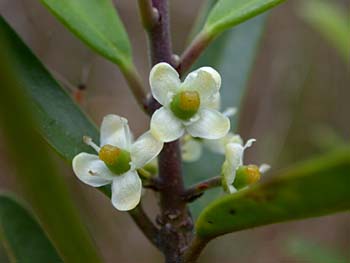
[183,235,210,263]
[121,65,148,113]
[176,31,214,76]
[129,203,161,249]
[182,176,222,202]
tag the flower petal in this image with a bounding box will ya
[181,67,221,105]
[187,109,230,139]
[182,137,203,162]
[150,107,185,142]
[72,153,113,187]
[100,114,132,150]
[111,171,142,211]
[204,133,243,155]
[221,161,238,194]
[131,131,163,169]
[149,62,181,106]
[204,92,221,110]
[259,164,271,173]
[225,143,244,168]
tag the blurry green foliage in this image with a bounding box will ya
[0,195,62,262]
[286,237,349,263]
[0,19,103,263]
[0,17,98,162]
[300,0,350,63]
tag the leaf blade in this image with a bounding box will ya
[40,0,132,68]
[196,148,350,238]
[0,16,98,161]
[0,195,62,263]
[0,21,103,263]
[204,0,285,36]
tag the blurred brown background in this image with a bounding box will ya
[0,0,349,262]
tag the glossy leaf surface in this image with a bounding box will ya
[204,0,285,36]
[40,0,132,69]
[196,148,350,238]
[0,20,103,262]
[0,16,98,161]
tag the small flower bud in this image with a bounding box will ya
[233,165,261,190]
[99,144,131,175]
[170,91,200,120]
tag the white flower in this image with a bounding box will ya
[222,139,256,193]
[181,133,243,162]
[181,104,237,162]
[149,63,230,143]
[181,135,203,162]
[72,114,163,211]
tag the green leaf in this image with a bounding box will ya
[300,1,350,63]
[204,0,285,36]
[39,0,132,70]
[0,22,103,263]
[196,148,350,238]
[184,2,268,218]
[0,195,62,263]
[0,16,98,161]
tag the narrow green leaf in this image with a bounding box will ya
[184,2,268,218]
[196,148,350,238]
[0,16,98,161]
[300,1,350,62]
[204,0,285,36]
[0,24,103,263]
[39,0,132,69]
[0,195,62,263]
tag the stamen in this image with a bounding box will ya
[244,138,256,149]
[259,164,271,173]
[223,107,237,118]
[83,136,100,152]
[120,117,131,145]
[88,170,97,176]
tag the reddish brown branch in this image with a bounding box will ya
[176,31,214,76]
[182,176,222,202]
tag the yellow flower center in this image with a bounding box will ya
[170,91,200,120]
[234,165,261,189]
[99,144,131,175]
[245,165,261,184]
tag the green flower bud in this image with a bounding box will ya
[99,144,131,175]
[233,165,261,190]
[170,91,200,120]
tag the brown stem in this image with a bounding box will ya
[138,0,159,31]
[176,31,214,76]
[183,236,210,263]
[138,0,196,261]
[183,176,222,202]
[158,141,193,262]
[129,204,161,249]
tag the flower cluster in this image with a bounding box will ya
[72,63,268,211]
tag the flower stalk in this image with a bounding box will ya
[129,204,161,249]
